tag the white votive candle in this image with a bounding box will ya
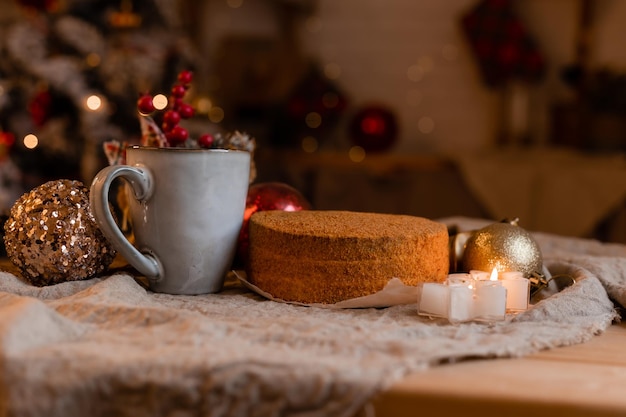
[447,273,473,286]
[500,271,530,312]
[474,281,507,321]
[446,273,474,323]
[448,285,474,323]
[469,270,490,281]
[418,283,449,318]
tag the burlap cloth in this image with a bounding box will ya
[0,217,624,417]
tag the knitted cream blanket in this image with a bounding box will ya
[0,217,623,417]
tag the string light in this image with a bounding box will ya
[301,136,318,153]
[86,53,101,67]
[109,0,142,28]
[23,134,38,149]
[195,97,212,114]
[85,95,102,111]
[305,112,322,129]
[348,146,366,162]
[208,106,224,123]
[152,94,168,110]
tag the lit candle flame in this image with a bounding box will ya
[490,268,498,281]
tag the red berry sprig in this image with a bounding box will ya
[177,70,193,85]
[136,70,223,149]
[198,133,214,148]
[161,71,196,146]
[137,94,155,115]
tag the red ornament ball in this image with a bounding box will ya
[348,105,398,152]
[234,182,311,268]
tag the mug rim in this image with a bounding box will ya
[127,145,248,154]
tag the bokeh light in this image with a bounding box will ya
[209,106,225,123]
[348,146,366,162]
[23,134,38,149]
[305,112,322,129]
[301,136,318,153]
[152,94,168,110]
[196,97,212,114]
[86,53,101,67]
[85,95,102,111]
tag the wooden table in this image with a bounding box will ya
[372,322,626,417]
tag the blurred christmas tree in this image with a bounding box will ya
[0,0,197,208]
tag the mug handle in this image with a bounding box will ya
[90,165,162,281]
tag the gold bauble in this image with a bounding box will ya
[461,220,543,277]
[4,179,116,286]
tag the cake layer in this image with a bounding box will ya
[247,210,449,304]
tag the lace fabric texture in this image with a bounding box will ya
[0,217,622,417]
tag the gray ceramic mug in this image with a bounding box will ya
[90,146,250,295]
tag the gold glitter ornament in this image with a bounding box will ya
[4,179,116,286]
[461,219,543,277]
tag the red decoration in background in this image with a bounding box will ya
[286,69,348,122]
[272,65,348,148]
[0,132,15,161]
[234,182,311,269]
[28,90,52,127]
[16,0,58,12]
[461,0,545,87]
[348,105,398,152]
